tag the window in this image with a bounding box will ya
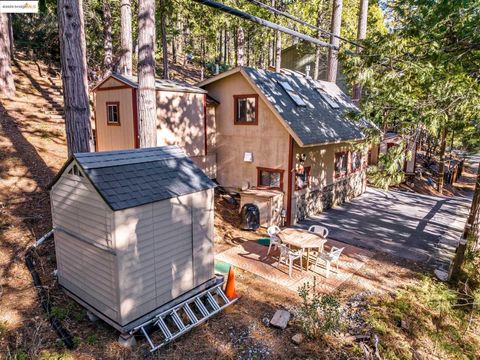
[67,164,84,177]
[234,95,258,124]
[351,152,362,172]
[279,81,307,106]
[316,89,339,109]
[257,167,284,190]
[106,102,120,125]
[335,152,349,178]
[295,166,311,190]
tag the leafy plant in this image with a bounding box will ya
[368,143,410,190]
[297,279,341,339]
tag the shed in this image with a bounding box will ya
[92,72,218,178]
[50,146,217,332]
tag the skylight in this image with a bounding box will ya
[279,81,307,106]
[316,88,339,109]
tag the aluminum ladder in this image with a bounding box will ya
[131,282,237,352]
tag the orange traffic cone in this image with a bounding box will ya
[224,266,238,300]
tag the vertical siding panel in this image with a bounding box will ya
[191,189,215,286]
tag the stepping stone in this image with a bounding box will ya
[270,310,290,329]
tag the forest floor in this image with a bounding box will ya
[0,57,479,359]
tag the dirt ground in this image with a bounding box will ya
[0,58,474,359]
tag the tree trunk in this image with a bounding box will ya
[352,0,368,101]
[119,0,133,75]
[437,126,448,193]
[8,14,14,59]
[172,35,177,64]
[102,0,113,73]
[268,37,274,67]
[326,0,343,83]
[237,26,245,67]
[275,31,282,72]
[313,8,322,80]
[160,6,169,79]
[246,30,251,66]
[218,30,223,63]
[223,28,228,64]
[0,13,15,97]
[57,0,93,154]
[137,0,157,148]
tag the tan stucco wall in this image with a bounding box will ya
[94,87,136,151]
[203,72,290,192]
[156,91,206,157]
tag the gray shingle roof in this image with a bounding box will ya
[72,146,216,211]
[241,67,367,146]
[109,72,207,94]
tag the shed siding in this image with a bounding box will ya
[191,188,215,285]
[114,193,213,325]
[51,168,118,322]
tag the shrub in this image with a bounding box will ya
[297,280,341,339]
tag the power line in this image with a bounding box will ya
[191,0,338,50]
[244,0,363,49]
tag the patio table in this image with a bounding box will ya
[277,228,327,270]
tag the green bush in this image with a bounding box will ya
[297,280,341,339]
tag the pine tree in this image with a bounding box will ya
[0,13,15,98]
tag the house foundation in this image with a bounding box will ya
[294,170,367,223]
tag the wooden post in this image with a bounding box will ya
[352,0,368,102]
[326,0,343,83]
[137,0,157,148]
[58,0,93,154]
[119,0,133,75]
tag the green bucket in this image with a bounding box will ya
[214,260,231,274]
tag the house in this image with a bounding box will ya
[49,146,217,332]
[199,67,370,226]
[92,73,218,178]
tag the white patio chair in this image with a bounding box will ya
[277,244,303,278]
[266,225,281,256]
[308,225,329,254]
[316,246,344,278]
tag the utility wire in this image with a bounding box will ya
[191,0,338,49]
[244,0,363,49]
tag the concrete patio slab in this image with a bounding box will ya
[298,187,471,269]
[215,240,374,294]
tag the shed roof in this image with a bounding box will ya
[56,146,216,211]
[199,67,371,146]
[93,72,208,94]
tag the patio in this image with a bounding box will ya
[215,239,373,294]
[298,187,471,270]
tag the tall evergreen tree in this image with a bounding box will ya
[137,0,157,147]
[58,0,93,154]
[0,13,15,98]
[119,0,133,75]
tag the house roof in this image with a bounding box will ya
[199,67,369,146]
[93,72,208,94]
[54,146,216,211]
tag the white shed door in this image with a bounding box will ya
[153,196,194,306]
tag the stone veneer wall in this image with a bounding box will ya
[294,170,367,223]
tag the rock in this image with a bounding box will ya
[291,333,304,345]
[401,319,411,331]
[270,310,290,329]
[262,317,270,327]
[86,311,99,322]
[434,269,449,282]
[118,333,136,349]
